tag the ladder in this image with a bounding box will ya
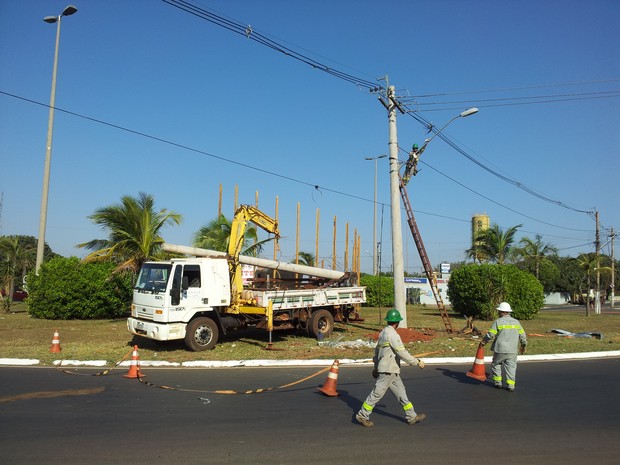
[399,177,454,333]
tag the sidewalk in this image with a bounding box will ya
[2,350,619,368]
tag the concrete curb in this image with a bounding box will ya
[1,350,619,368]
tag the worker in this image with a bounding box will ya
[356,308,426,427]
[479,301,527,392]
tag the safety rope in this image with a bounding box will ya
[136,365,331,395]
[54,348,133,376]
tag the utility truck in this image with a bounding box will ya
[127,205,366,351]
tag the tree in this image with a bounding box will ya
[193,213,273,257]
[77,192,182,273]
[576,253,597,316]
[27,257,133,319]
[516,234,558,279]
[466,224,522,264]
[296,251,316,267]
[447,263,543,321]
[0,236,39,311]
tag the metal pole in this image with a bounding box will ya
[387,86,407,327]
[365,155,386,276]
[36,15,63,273]
[611,228,615,309]
[36,5,77,273]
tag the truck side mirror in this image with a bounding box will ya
[182,276,189,291]
[170,287,180,306]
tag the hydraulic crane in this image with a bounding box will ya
[398,176,454,333]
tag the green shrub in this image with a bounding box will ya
[360,274,394,308]
[26,257,133,319]
[447,263,543,321]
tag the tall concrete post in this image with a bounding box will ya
[387,86,406,327]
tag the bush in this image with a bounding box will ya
[360,274,394,308]
[447,264,543,321]
[26,257,133,319]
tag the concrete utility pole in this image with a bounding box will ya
[595,211,601,315]
[386,85,407,327]
[611,228,616,309]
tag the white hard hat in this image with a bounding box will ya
[496,302,512,313]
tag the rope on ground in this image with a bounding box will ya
[136,365,331,395]
[55,349,133,376]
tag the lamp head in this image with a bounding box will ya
[460,107,479,118]
[62,5,78,16]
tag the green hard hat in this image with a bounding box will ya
[385,308,403,323]
[412,144,419,150]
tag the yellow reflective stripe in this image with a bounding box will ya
[381,342,391,347]
[519,329,525,334]
[497,325,522,330]
[362,402,374,412]
[507,380,516,386]
[492,375,502,381]
[403,402,413,411]
[489,329,498,334]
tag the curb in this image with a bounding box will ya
[1,350,619,368]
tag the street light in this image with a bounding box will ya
[36,5,78,273]
[365,154,387,276]
[388,96,478,328]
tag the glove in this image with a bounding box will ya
[519,345,526,355]
[372,368,379,379]
[479,341,486,348]
[418,360,425,369]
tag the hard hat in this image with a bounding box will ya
[496,302,512,313]
[385,308,403,322]
[412,144,419,150]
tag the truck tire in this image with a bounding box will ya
[185,317,219,351]
[309,309,334,339]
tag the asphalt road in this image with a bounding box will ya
[1,358,618,465]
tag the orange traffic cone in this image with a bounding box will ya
[318,359,340,397]
[124,345,144,379]
[50,330,61,353]
[466,345,488,382]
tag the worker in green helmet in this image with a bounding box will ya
[355,308,426,427]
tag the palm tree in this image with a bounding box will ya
[296,251,316,267]
[193,213,273,257]
[77,192,182,273]
[467,223,522,264]
[576,253,597,316]
[517,234,558,279]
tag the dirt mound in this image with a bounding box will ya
[366,328,435,343]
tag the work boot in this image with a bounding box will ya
[355,413,374,428]
[407,413,426,425]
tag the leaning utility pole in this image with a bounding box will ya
[595,211,601,315]
[611,228,616,309]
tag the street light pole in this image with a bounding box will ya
[36,5,78,273]
[365,155,387,276]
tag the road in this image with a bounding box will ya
[1,358,618,464]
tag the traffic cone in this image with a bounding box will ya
[318,359,340,397]
[50,330,61,353]
[124,345,144,379]
[466,345,488,382]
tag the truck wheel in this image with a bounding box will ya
[185,317,219,351]
[309,309,334,339]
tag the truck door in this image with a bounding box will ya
[181,263,204,310]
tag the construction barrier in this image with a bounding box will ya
[317,359,340,397]
[124,345,143,379]
[50,330,61,353]
[466,345,488,382]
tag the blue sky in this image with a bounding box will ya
[1,0,619,274]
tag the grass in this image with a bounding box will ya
[1,302,618,366]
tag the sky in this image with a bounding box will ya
[1,0,619,275]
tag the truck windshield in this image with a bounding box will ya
[134,263,173,293]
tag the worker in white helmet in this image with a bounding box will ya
[480,302,527,392]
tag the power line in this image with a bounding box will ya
[162,0,382,92]
[404,108,595,214]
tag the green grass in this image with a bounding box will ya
[1,302,618,366]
